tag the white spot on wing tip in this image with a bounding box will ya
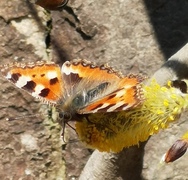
[62,64,70,75]
[61,63,78,75]
[16,76,31,88]
[46,71,58,79]
[6,72,12,79]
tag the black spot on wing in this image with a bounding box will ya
[22,81,36,92]
[10,73,21,83]
[89,103,104,111]
[39,88,50,97]
[63,73,82,85]
[106,94,116,100]
[96,104,116,113]
[115,103,128,111]
[50,77,59,85]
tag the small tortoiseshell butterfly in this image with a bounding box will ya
[0,59,144,122]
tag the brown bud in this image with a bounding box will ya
[35,0,68,10]
[163,139,188,163]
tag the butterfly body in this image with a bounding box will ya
[1,59,144,121]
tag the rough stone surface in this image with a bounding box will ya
[0,0,188,179]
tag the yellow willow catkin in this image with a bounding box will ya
[182,131,188,140]
[75,80,188,152]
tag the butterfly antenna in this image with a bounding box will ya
[61,121,80,144]
[6,113,41,121]
[66,122,76,131]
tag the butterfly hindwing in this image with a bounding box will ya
[78,75,144,113]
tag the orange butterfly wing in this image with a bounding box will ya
[61,60,144,114]
[1,61,63,104]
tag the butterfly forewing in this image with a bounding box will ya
[0,61,63,104]
[62,59,124,81]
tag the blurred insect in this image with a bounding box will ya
[35,0,69,10]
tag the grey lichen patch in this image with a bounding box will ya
[11,8,51,60]
[20,133,38,151]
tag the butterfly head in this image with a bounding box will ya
[55,91,88,122]
[58,111,72,122]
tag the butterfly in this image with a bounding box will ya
[35,0,69,10]
[0,59,144,122]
